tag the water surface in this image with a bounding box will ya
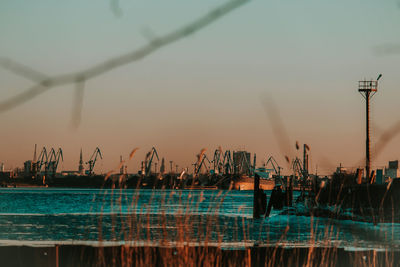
[0,188,398,250]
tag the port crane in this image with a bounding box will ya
[265,156,282,179]
[236,151,252,175]
[46,148,63,176]
[293,143,310,183]
[35,147,48,175]
[222,150,234,175]
[86,147,102,175]
[292,157,304,181]
[145,147,159,176]
[194,154,211,177]
[212,148,223,174]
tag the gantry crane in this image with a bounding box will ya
[46,148,63,176]
[194,154,211,177]
[212,148,223,174]
[292,157,304,181]
[86,147,102,175]
[145,147,159,176]
[222,150,234,175]
[35,147,48,175]
[265,156,282,179]
[235,151,252,175]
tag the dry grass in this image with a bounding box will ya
[88,171,397,266]
[80,149,397,266]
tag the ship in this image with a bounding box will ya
[233,168,276,190]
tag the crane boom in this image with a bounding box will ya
[212,149,223,174]
[292,157,303,180]
[36,147,48,173]
[86,147,102,175]
[194,154,211,177]
[265,156,282,177]
[222,150,234,175]
[46,148,56,173]
[46,148,63,176]
[145,147,159,176]
[53,148,63,175]
[236,151,251,175]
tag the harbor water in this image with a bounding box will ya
[0,188,399,250]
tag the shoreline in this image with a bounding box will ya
[0,244,398,266]
[0,240,397,252]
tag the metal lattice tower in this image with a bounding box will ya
[358,74,382,182]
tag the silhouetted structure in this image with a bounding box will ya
[358,74,381,181]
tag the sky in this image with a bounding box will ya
[0,0,400,175]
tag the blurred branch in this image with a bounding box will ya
[261,95,338,172]
[261,96,294,165]
[355,120,400,167]
[0,0,250,114]
[0,57,47,82]
[372,121,400,160]
[110,0,123,17]
[70,80,86,129]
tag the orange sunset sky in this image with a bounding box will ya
[1,0,400,175]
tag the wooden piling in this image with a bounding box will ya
[56,245,59,267]
[253,173,260,218]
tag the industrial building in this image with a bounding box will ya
[385,160,399,179]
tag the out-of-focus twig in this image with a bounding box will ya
[196,148,207,167]
[70,80,85,128]
[0,57,47,82]
[261,96,294,165]
[110,0,123,17]
[356,120,400,167]
[261,96,337,172]
[0,0,250,114]
[129,148,139,160]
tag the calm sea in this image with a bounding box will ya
[0,188,398,250]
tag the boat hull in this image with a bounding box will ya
[233,176,275,191]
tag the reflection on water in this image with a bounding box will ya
[0,188,399,249]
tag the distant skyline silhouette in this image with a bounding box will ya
[1,0,400,174]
